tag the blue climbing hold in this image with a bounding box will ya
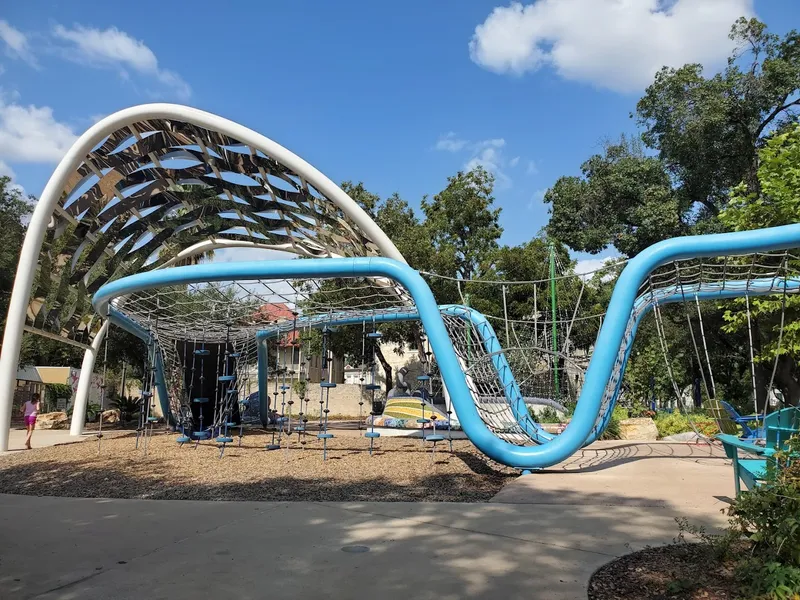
[226,422,237,428]
[320,382,337,388]
[218,375,236,382]
[194,349,210,356]
[317,433,335,439]
[425,435,445,442]
[417,375,430,381]
[229,352,241,358]
[416,418,431,424]
[280,385,291,390]
[366,332,382,339]
[193,397,209,403]
[216,436,233,444]
[176,435,191,444]
[147,416,159,423]
[365,432,381,438]
[364,384,381,390]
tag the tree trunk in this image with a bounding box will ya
[373,344,393,394]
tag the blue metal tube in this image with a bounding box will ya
[439,305,552,443]
[585,276,800,443]
[107,308,172,425]
[93,222,800,468]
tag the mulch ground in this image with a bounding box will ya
[588,543,740,600]
[0,427,514,502]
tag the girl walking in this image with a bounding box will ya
[21,393,40,449]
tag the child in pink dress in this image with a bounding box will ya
[21,393,40,449]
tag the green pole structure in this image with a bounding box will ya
[549,243,559,401]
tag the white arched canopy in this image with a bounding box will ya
[0,103,404,450]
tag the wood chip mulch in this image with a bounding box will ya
[588,543,740,600]
[0,429,514,502]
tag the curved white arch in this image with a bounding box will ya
[0,103,405,451]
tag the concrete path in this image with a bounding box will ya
[0,441,735,600]
[3,428,97,453]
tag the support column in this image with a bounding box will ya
[70,320,109,436]
[257,337,269,426]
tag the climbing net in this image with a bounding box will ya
[593,249,800,441]
[113,276,413,432]
[422,256,612,445]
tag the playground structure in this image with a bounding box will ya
[1,103,799,472]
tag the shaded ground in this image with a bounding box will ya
[0,430,513,502]
[588,543,739,600]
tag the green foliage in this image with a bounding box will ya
[545,136,681,256]
[528,405,561,424]
[600,405,629,440]
[546,19,800,259]
[0,176,33,329]
[725,436,800,598]
[292,378,308,399]
[654,411,719,438]
[421,166,502,281]
[44,383,73,413]
[67,402,101,423]
[110,396,141,423]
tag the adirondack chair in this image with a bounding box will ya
[717,407,800,495]
[719,400,766,439]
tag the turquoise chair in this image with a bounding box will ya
[717,407,800,495]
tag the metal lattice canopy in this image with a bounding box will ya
[25,111,401,345]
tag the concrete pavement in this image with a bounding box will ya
[0,441,735,600]
[3,428,98,453]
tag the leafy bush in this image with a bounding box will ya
[600,405,629,440]
[725,436,800,598]
[654,411,719,438]
[528,405,562,423]
[66,402,101,422]
[44,383,73,412]
[110,396,141,422]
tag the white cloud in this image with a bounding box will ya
[527,188,547,210]
[0,159,15,179]
[469,0,753,93]
[526,159,538,175]
[574,255,621,282]
[0,97,78,163]
[434,134,514,187]
[509,156,520,167]
[0,20,36,67]
[52,24,191,99]
[435,132,468,152]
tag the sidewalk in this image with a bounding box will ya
[0,441,734,600]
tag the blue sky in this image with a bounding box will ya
[1,0,797,271]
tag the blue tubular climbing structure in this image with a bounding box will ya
[93,223,800,470]
[107,308,172,425]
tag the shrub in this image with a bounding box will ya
[600,405,629,440]
[44,383,73,412]
[725,436,800,598]
[528,405,562,423]
[66,402,102,422]
[110,396,141,422]
[654,411,719,438]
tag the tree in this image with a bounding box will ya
[547,19,800,258]
[421,167,503,281]
[719,123,800,406]
[0,176,33,331]
[545,136,681,256]
[638,18,800,212]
